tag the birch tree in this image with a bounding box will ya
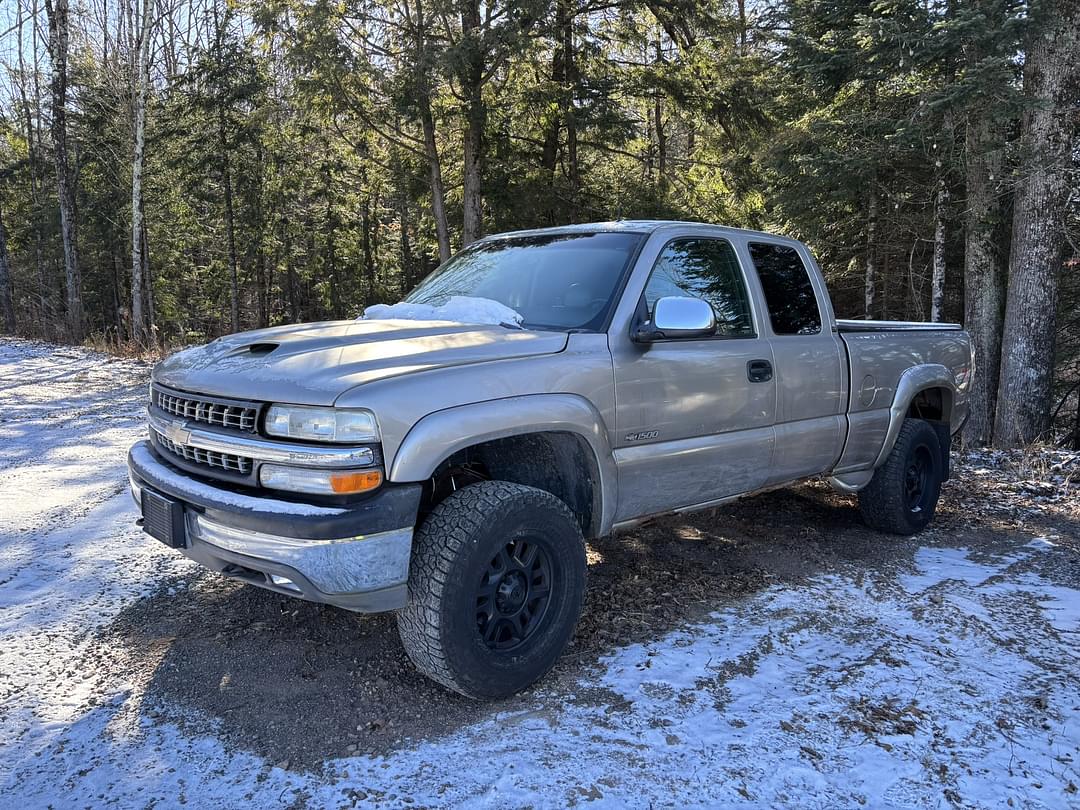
[930,176,947,323]
[131,0,157,344]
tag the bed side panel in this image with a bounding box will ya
[836,330,970,471]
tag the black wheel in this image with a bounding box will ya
[858,418,944,535]
[396,480,586,699]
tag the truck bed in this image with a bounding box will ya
[837,319,963,333]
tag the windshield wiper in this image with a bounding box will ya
[499,320,525,330]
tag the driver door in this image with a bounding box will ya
[611,236,776,523]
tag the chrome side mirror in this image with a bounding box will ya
[635,296,716,342]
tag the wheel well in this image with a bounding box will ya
[906,386,952,424]
[904,386,953,480]
[421,432,600,538]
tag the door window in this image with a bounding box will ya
[642,238,754,337]
[747,242,821,335]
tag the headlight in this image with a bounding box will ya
[260,464,383,495]
[264,405,379,443]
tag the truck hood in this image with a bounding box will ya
[152,319,569,406]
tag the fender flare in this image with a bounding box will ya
[872,363,957,469]
[388,394,618,537]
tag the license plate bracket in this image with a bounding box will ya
[141,489,187,549]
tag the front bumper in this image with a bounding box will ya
[128,440,421,612]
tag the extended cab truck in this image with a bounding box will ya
[128,221,973,699]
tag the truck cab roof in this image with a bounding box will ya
[476,220,808,248]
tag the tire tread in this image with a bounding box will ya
[396,480,582,698]
[858,418,942,535]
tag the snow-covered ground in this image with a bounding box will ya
[1,337,1078,808]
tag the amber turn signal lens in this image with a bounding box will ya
[329,470,383,494]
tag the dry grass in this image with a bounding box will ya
[950,445,1080,521]
[82,330,185,362]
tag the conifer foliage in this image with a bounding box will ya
[0,0,1076,446]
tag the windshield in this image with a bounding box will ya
[403,232,645,331]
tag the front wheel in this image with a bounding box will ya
[396,480,587,699]
[858,418,944,535]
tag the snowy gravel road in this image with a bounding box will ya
[1,337,1079,809]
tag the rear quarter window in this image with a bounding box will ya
[748,242,822,335]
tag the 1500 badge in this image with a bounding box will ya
[625,430,659,442]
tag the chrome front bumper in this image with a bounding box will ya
[128,441,419,612]
[189,513,411,603]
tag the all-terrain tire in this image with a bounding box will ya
[396,480,587,699]
[858,418,944,535]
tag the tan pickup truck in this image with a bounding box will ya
[128,221,973,698]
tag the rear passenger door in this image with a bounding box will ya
[743,240,846,485]
[611,235,776,522]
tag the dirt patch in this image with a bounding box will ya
[97,452,1080,770]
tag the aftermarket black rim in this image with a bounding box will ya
[905,444,935,513]
[475,537,553,651]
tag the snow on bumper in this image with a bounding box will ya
[127,440,421,612]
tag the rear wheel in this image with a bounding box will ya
[858,418,944,535]
[396,480,586,699]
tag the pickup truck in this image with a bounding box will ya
[128,220,972,699]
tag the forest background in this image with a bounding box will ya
[0,0,1076,447]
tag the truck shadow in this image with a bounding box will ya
[97,481,1046,770]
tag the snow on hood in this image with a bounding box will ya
[362,296,523,327]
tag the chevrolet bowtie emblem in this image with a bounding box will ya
[164,419,191,445]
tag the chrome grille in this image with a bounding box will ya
[153,429,253,475]
[154,388,257,432]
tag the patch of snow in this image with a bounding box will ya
[362,296,523,327]
[1027,536,1057,550]
[898,546,1017,593]
[1031,585,1080,634]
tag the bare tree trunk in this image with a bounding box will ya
[962,114,1006,446]
[1074,387,1080,452]
[44,0,84,340]
[654,35,666,180]
[327,188,342,318]
[15,0,50,320]
[930,177,947,322]
[538,0,579,221]
[130,0,154,344]
[562,6,578,211]
[419,99,451,263]
[993,0,1080,447]
[254,144,268,328]
[737,0,747,54]
[541,1,566,220]
[363,201,375,300]
[407,0,451,263]
[283,216,298,322]
[111,249,124,335]
[211,6,240,333]
[218,105,240,333]
[0,202,16,333]
[141,219,157,344]
[865,189,878,319]
[399,188,414,295]
[460,1,485,245]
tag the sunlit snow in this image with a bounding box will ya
[362,295,523,327]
